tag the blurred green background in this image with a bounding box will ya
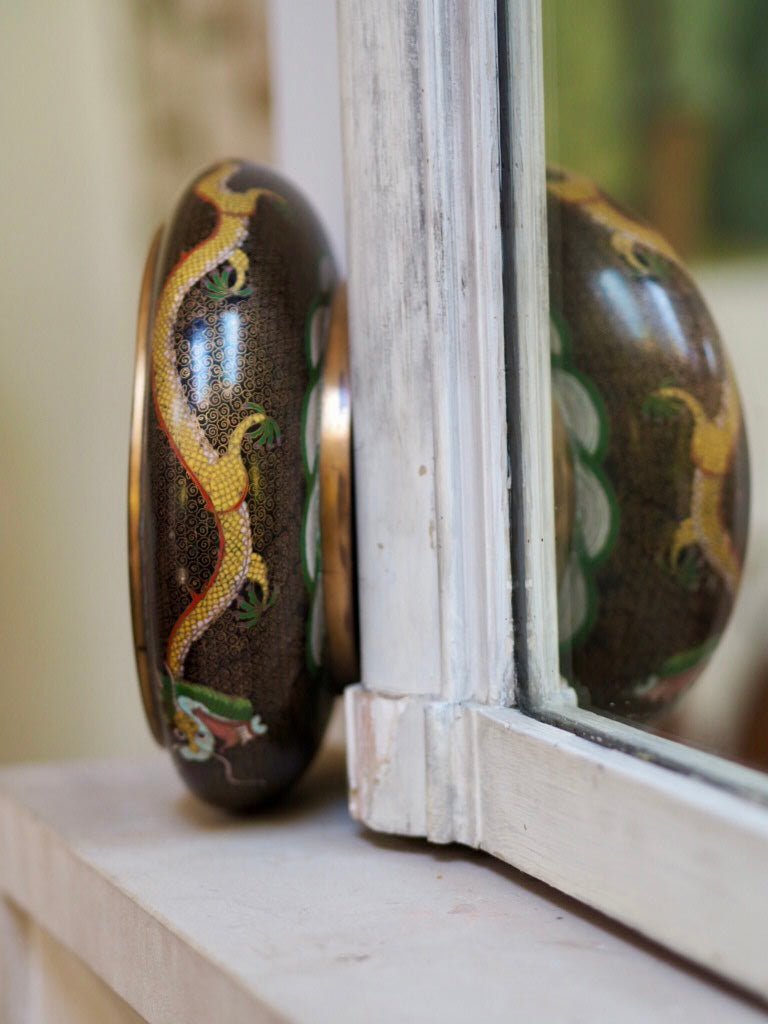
[544,0,768,261]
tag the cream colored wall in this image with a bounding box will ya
[0,1,272,762]
[0,2,151,762]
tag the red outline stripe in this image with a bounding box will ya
[150,182,251,672]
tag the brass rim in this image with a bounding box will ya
[129,228,164,743]
[319,283,359,687]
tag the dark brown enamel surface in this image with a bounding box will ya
[136,162,336,809]
[548,168,750,718]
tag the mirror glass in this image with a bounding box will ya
[544,0,768,772]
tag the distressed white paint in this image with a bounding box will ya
[339,0,768,1000]
[499,0,560,700]
[347,689,768,1000]
[338,0,513,705]
[1,754,766,1023]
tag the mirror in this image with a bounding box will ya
[544,0,768,771]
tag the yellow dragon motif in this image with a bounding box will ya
[152,161,278,680]
[548,166,743,595]
[547,166,684,276]
[653,375,743,595]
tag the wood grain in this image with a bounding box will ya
[338,0,513,705]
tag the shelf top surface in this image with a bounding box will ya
[0,741,763,1024]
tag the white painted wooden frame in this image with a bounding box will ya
[338,0,768,1000]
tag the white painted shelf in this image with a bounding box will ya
[0,742,763,1023]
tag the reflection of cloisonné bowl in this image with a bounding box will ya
[130,161,342,809]
[548,167,750,718]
